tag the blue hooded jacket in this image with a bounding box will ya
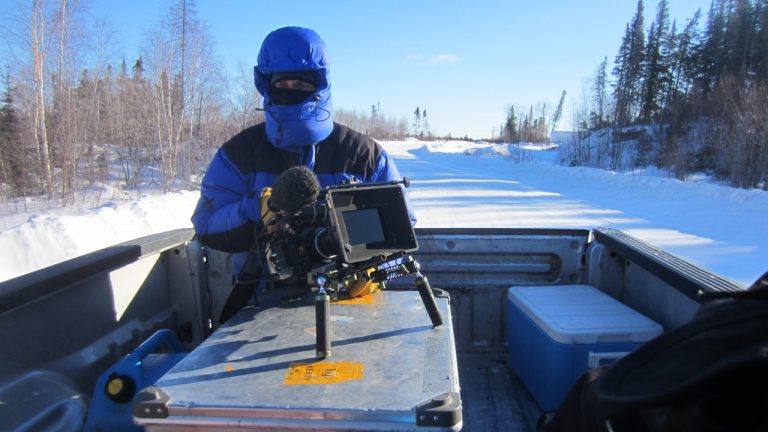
[254,26,333,166]
[191,27,413,275]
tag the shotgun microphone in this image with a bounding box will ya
[269,165,321,213]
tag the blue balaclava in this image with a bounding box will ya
[254,27,333,166]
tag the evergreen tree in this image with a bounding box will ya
[642,0,672,121]
[643,20,660,120]
[0,70,25,195]
[536,106,549,142]
[133,57,144,79]
[755,0,768,83]
[722,0,754,80]
[421,109,429,138]
[592,58,609,128]
[412,107,421,136]
[520,108,530,142]
[668,11,701,109]
[120,59,128,78]
[613,0,646,126]
[614,23,634,126]
[504,106,517,142]
[697,0,727,94]
[521,106,535,142]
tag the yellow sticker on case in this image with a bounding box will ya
[334,292,379,305]
[284,361,364,385]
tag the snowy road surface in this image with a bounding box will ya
[388,141,766,286]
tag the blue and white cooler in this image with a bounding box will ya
[506,285,663,412]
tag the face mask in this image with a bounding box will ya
[269,87,316,105]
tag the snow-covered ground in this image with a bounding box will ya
[1,139,766,286]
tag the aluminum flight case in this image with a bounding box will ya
[134,290,462,431]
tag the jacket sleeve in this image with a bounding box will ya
[369,148,402,182]
[191,149,263,253]
[370,149,418,225]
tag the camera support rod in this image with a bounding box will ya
[314,276,331,358]
[412,262,444,328]
[373,256,443,328]
[324,176,411,190]
[309,255,445,359]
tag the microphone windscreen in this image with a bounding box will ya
[270,166,321,213]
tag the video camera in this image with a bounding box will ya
[263,178,418,287]
[253,168,442,358]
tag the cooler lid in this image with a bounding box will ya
[507,285,663,344]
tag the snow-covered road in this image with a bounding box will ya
[388,141,766,286]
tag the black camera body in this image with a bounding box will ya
[263,181,417,286]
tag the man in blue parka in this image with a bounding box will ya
[191,27,409,279]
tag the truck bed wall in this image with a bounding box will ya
[0,229,206,399]
[383,228,590,354]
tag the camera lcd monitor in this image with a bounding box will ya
[343,208,386,245]
[328,183,417,263]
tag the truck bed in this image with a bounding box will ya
[0,227,743,431]
[459,354,541,431]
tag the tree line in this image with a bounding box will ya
[334,102,413,141]
[0,0,418,207]
[500,90,567,144]
[568,0,768,189]
[0,0,265,204]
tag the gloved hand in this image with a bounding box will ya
[259,187,278,234]
[348,268,381,298]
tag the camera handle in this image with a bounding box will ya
[413,264,444,328]
[314,275,332,358]
[372,256,444,328]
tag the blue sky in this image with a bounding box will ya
[13,0,713,139]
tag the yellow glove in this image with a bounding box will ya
[259,187,277,234]
[348,268,381,298]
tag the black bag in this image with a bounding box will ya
[546,272,768,432]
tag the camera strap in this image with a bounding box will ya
[219,239,265,324]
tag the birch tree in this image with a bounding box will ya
[145,0,219,190]
[32,0,54,198]
[227,62,263,132]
